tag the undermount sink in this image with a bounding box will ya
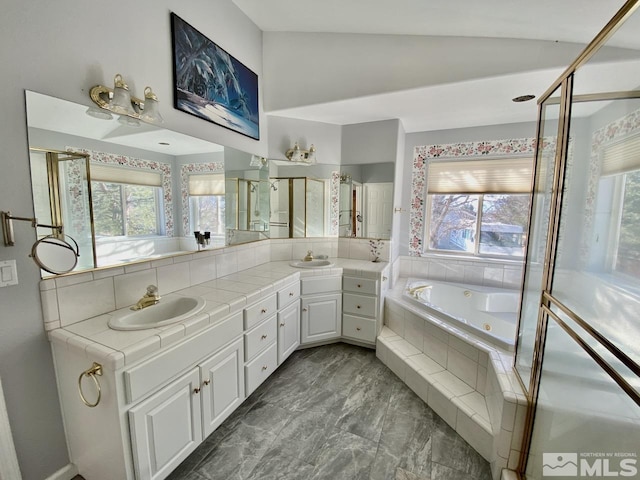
[289,259,334,268]
[108,296,206,331]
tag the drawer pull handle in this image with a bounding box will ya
[203,380,211,386]
[262,365,268,371]
[357,305,361,309]
[261,308,268,314]
[289,292,294,296]
[280,322,285,327]
[356,327,361,331]
[261,334,268,340]
[193,387,201,394]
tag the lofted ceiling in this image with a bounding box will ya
[233,0,639,132]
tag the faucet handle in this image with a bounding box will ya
[146,285,158,296]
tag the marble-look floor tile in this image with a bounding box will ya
[370,408,433,480]
[245,446,315,480]
[431,423,491,479]
[168,342,491,480]
[309,428,378,480]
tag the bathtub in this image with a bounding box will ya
[403,278,519,350]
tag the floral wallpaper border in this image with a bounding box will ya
[583,107,640,263]
[329,171,340,236]
[180,162,225,236]
[69,147,174,236]
[409,138,537,256]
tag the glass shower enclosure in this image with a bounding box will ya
[514,1,640,478]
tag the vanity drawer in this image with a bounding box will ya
[124,311,242,404]
[301,276,342,295]
[244,315,277,362]
[342,293,377,318]
[343,276,378,295]
[244,294,277,330]
[342,314,376,343]
[277,281,300,309]
[244,342,278,396]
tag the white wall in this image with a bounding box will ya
[342,119,400,165]
[267,115,342,164]
[262,33,640,112]
[0,1,262,478]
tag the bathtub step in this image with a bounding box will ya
[377,330,492,454]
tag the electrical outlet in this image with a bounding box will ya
[0,260,18,287]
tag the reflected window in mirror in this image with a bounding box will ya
[187,173,226,248]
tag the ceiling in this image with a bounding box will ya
[234,0,640,132]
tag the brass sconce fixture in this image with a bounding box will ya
[89,74,164,125]
[285,142,316,164]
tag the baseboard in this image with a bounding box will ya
[44,464,78,480]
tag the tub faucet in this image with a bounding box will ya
[131,285,161,310]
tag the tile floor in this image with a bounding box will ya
[166,343,491,480]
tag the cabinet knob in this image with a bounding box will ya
[357,305,361,309]
[303,308,308,312]
[280,322,285,327]
[356,327,361,331]
[289,292,294,296]
[261,308,267,314]
[357,284,362,288]
[193,387,201,394]
[261,365,268,371]
[203,380,210,386]
[261,334,268,340]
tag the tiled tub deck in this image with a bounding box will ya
[376,285,527,480]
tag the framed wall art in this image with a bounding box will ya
[171,13,260,140]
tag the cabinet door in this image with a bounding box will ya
[200,338,245,438]
[300,293,342,344]
[277,301,300,364]
[129,369,202,480]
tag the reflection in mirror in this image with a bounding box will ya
[338,163,394,239]
[24,91,243,275]
[224,147,270,245]
[31,235,80,275]
[269,177,326,238]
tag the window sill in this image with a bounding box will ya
[418,251,525,266]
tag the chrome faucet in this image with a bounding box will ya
[131,285,161,310]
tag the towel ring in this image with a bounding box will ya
[78,362,103,408]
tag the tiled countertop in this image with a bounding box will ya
[48,259,388,370]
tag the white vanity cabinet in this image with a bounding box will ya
[342,276,379,344]
[300,276,343,344]
[276,281,301,364]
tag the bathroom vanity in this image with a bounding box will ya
[47,258,388,480]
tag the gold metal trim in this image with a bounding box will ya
[543,305,640,407]
[542,292,640,377]
[90,85,144,119]
[544,90,640,105]
[78,362,103,408]
[538,0,640,104]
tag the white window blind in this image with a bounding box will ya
[427,157,533,194]
[188,173,225,195]
[601,134,640,176]
[90,164,162,187]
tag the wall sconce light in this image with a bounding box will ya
[89,74,164,125]
[340,173,352,183]
[285,142,316,164]
[250,155,268,168]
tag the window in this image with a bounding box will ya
[188,173,225,236]
[615,170,640,277]
[90,165,164,237]
[425,157,532,258]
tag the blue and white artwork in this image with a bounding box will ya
[171,13,260,140]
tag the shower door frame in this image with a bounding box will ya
[513,0,640,476]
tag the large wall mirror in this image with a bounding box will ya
[25,91,267,275]
[339,163,394,239]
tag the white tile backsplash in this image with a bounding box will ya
[189,256,216,285]
[157,262,190,294]
[114,269,157,310]
[58,278,116,327]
